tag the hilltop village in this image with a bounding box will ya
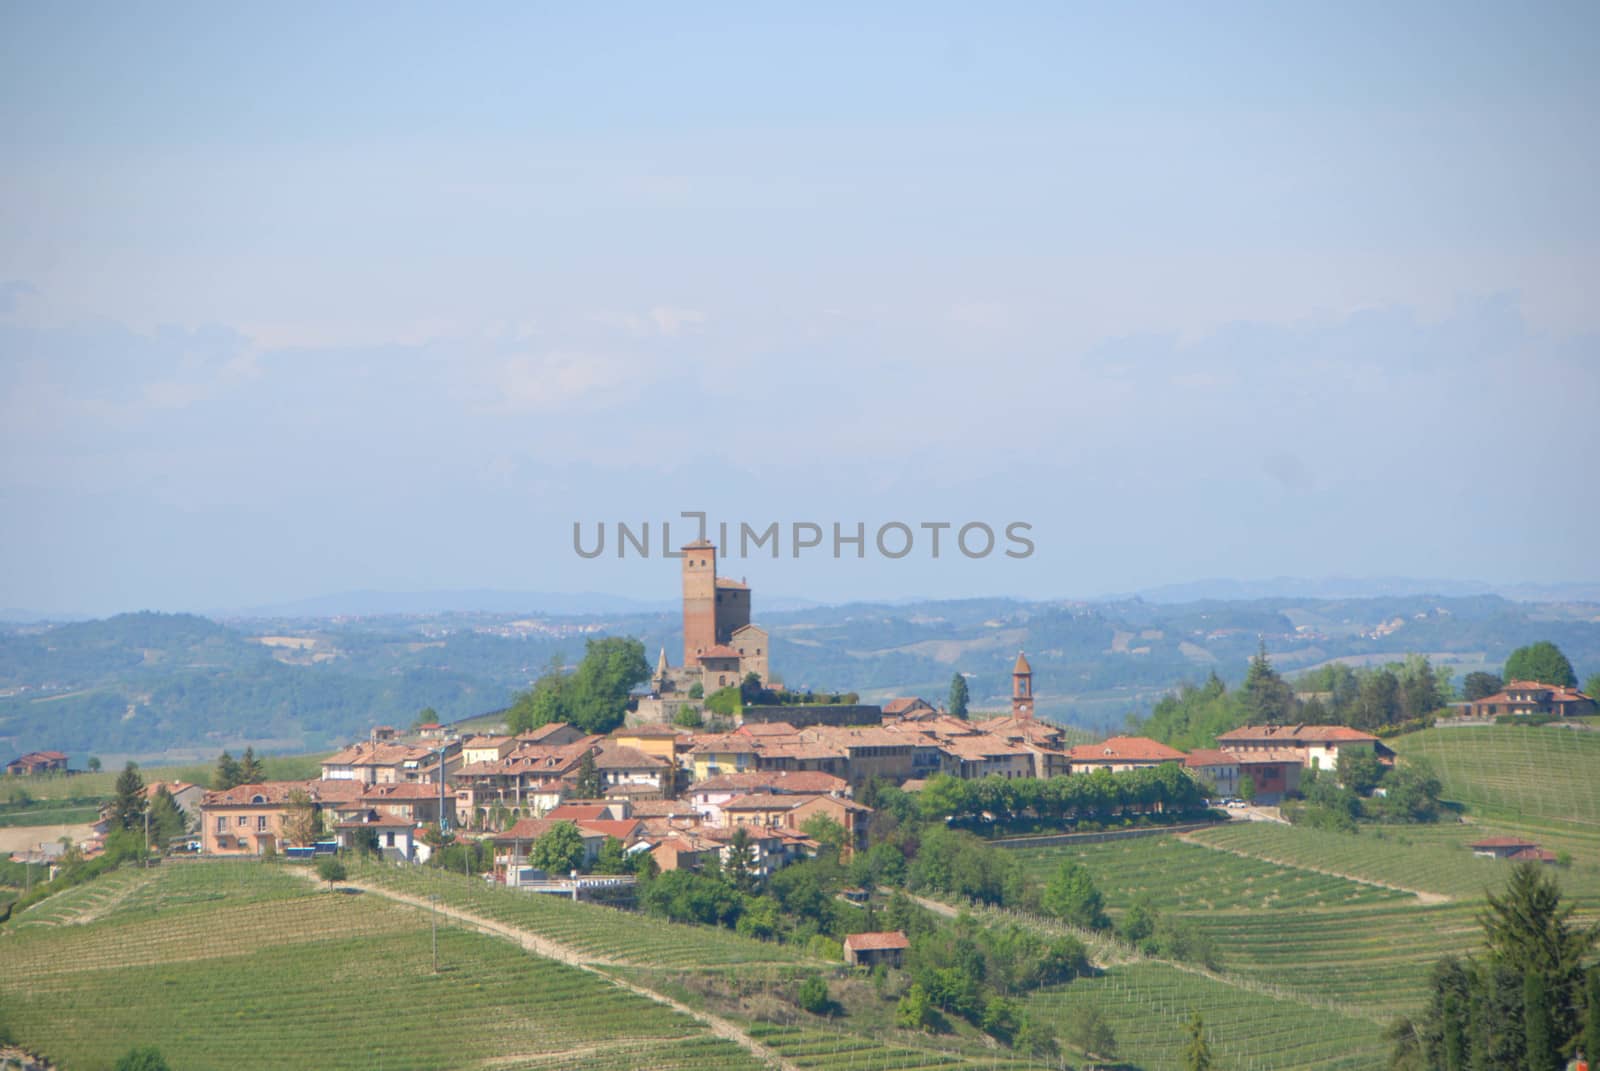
[175,543,1405,882]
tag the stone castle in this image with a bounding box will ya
[642,540,771,720]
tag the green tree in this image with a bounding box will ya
[146,786,185,851]
[213,750,242,791]
[949,673,970,718]
[800,813,849,857]
[87,756,102,773]
[239,746,265,784]
[896,982,937,1032]
[1337,748,1384,795]
[704,685,742,717]
[1242,642,1296,724]
[1462,672,1503,702]
[414,706,438,728]
[111,762,146,832]
[1182,1011,1212,1071]
[1120,893,1159,947]
[315,856,346,887]
[1480,861,1599,1047]
[592,835,629,875]
[532,821,587,874]
[1239,773,1257,802]
[797,976,831,1015]
[1503,642,1577,687]
[1583,966,1600,1068]
[724,826,755,893]
[506,638,651,734]
[574,749,603,799]
[673,704,703,728]
[1040,859,1110,931]
[1524,969,1558,1071]
[114,1047,171,1071]
[1584,672,1600,703]
[1066,1004,1117,1059]
[688,681,704,699]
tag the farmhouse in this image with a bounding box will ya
[6,750,70,776]
[1182,749,1241,798]
[843,931,909,968]
[1214,724,1388,771]
[1468,681,1596,720]
[199,780,364,854]
[1468,836,1541,859]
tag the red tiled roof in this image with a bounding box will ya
[1067,737,1186,762]
[546,804,611,821]
[882,697,930,715]
[844,931,910,951]
[1182,749,1238,768]
[1469,836,1538,849]
[578,819,643,841]
[1233,748,1306,765]
[1214,725,1379,744]
[202,779,366,807]
[614,724,682,738]
[698,644,744,659]
[362,782,447,801]
[692,771,849,795]
[1508,847,1558,862]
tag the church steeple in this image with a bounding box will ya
[1011,650,1034,719]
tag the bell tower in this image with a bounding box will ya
[1011,650,1034,719]
[682,540,717,666]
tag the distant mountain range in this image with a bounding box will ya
[4,577,1594,626]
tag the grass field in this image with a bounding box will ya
[0,753,328,802]
[1392,725,1600,829]
[0,862,766,1071]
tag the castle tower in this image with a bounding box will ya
[1011,650,1034,719]
[682,540,717,666]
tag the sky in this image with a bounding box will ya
[2,3,1597,616]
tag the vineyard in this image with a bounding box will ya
[1391,724,1600,829]
[0,862,767,1071]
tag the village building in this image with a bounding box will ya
[1066,736,1187,774]
[1232,750,1303,804]
[1181,749,1241,798]
[1214,725,1388,771]
[1468,681,1596,720]
[320,740,455,785]
[334,811,419,861]
[199,780,364,855]
[144,780,206,818]
[882,697,935,718]
[5,750,70,776]
[843,931,909,969]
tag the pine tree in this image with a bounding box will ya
[725,826,755,893]
[111,762,146,831]
[239,746,265,784]
[146,787,185,851]
[574,750,603,799]
[948,673,970,718]
[1480,861,1599,1045]
[1242,641,1295,724]
[1524,970,1557,1071]
[1585,967,1600,1071]
[213,750,242,791]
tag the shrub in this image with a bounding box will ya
[796,976,831,1015]
[316,857,347,887]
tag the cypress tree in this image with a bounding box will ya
[111,762,146,831]
[948,673,970,718]
[1524,970,1557,1071]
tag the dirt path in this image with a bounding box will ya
[293,870,795,1071]
[1178,833,1452,904]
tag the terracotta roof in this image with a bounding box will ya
[1214,725,1379,744]
[882,697,931,716]
[614,724,682,738]
[201,779,365,807]
[1067,737,1187,762]
[578,819,643,842]
[545,804,611,821]
[628,800,700,818]
[1013,651,1032,674]
[520,722,580,743]
[594,744,669,770]
[844,931,910,951]
[698,644,744,660]
[1182,749,1238,768]
[322,741,436,767]
[690,733,759,754]
[738,721,801,737]
[1509,847,1558,862]
[1469,836,1538,849]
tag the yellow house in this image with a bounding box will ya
[689,733,759,781]
[611,725,682,766]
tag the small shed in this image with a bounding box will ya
[843,930,909,969]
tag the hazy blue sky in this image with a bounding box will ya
[2,3,1597,614]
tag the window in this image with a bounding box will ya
[237,816,248,827]
[257,816,268,831]
[386,832,396,848]
[216,817,226,833]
